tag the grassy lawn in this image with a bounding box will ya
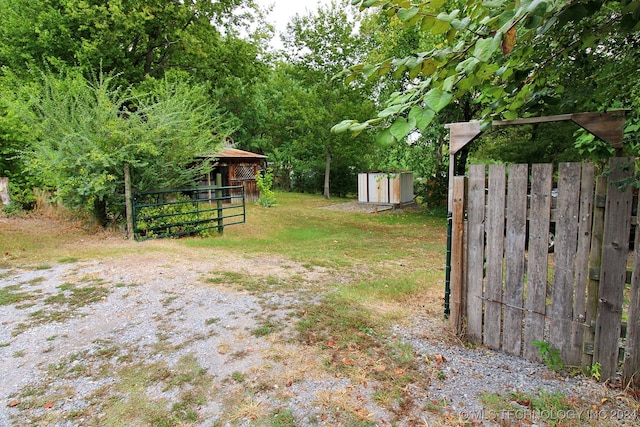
[1,191,447,270]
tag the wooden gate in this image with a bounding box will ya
[450,157,640,384]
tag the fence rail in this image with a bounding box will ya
[132,185,245,241]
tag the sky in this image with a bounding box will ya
[256,0,331,47]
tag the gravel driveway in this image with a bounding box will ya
[1,248,638,426]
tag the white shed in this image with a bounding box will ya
[358,172,414,205]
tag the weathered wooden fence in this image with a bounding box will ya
[450,158,640,385]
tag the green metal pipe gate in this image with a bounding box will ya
[132,184,245,241]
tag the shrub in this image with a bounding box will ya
[256,169,277,207]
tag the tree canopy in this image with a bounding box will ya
[336,0,640,147]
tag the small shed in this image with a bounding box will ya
[200,146,267,203]
[358,172,414,205]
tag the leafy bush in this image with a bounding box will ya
[136,195,219,239]
[255,169,277,207]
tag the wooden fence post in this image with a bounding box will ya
[124,164,134,239]
[594,157,634,381]
[0,177,10,206]
[450,176,466,334]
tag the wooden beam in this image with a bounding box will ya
[492,111,627,148]
[493,114,574,126]
[445,122,482,155]
[571,111,626,148]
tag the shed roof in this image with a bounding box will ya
[204,147,267,159]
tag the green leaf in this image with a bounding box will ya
[423,88,453,112]
[503,110,518,120]
[362,64,377,78]
[451,17,471,30]
[378,103,407,118]
[473,36,500,62]
[429,17,451,35]
[390,117,414,140]
[397,7,419,22]
[331,120,356,133]
[483,0,505,7]
[443,75,457,92]
[376,129,396,147]
[437,10,460,23]
[409,107,436,130]
[349,121,370,136]
[456,57,480,74]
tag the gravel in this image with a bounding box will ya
[1,252,638,426]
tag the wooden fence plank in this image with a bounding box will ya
[466,165,486,343]
[450,176,466,334]
[503,164,528,355]
[549,163,581,362]
[484,164,506,350]
[594,157,634,381]
[569,163,595,365]
[623,189,640,387]
[523,163,553,361]
[582,175,607,368]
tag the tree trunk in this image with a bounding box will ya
[323,149,331,200]
[0,177,10,205]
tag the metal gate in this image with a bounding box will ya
[132,184,245,241]
[449,158,640,385]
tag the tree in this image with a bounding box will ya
[336,0,640,148]
[15,70,230,225]
[0,0,267,85]
[280,0,378,199]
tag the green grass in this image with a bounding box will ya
[0,284,39,306]
[186,192,447,270]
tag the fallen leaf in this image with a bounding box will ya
[394,368,405,375]
[43,401,54,409]
[342,358,354,365]
[326,341,336,348]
